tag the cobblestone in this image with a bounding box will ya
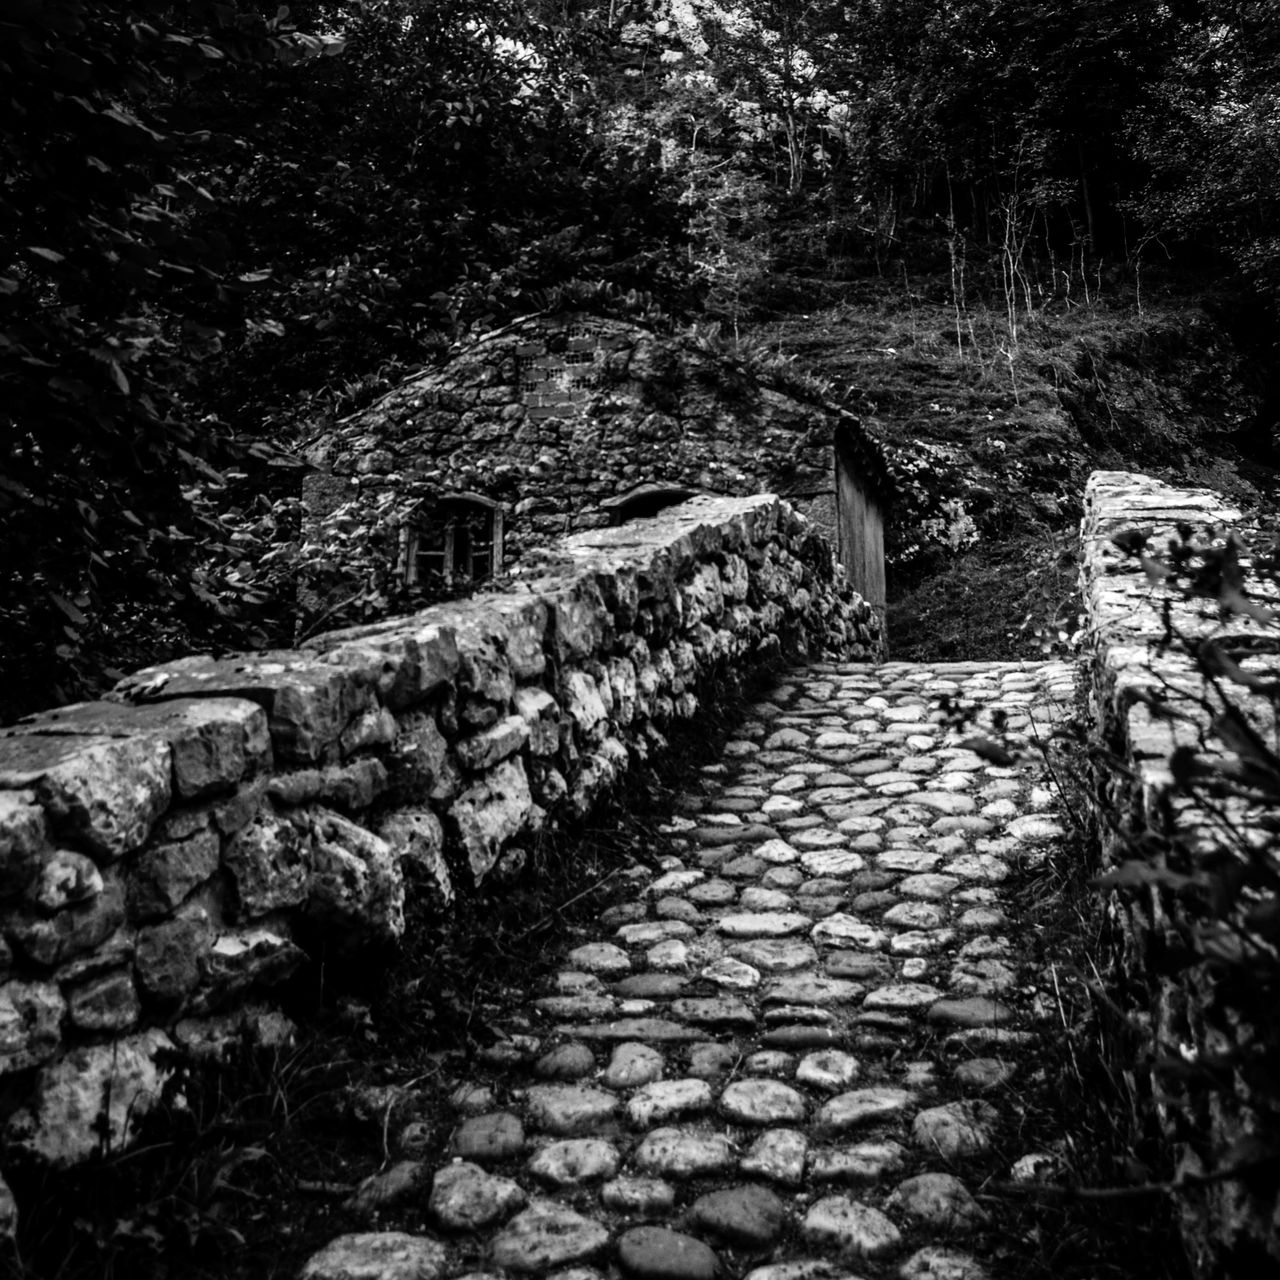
[301,659,1077,1279]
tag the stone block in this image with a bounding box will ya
[452,759,534,884]
[200,928,304,1006]
[9,876,126,967]
[548,579,609,663]
[515,688,561,756]
[0,979,65,1074]
[267,758,388,811]
[5,1028,174,1166]
[379,810,452,906]
[0,734,171,861]
[389,712,459,805]
[7,698,270,800]
[561,671,608,739]
[136,910,214,1004]
[223,804,311,918]
[115,653,369,764]
[0,790,49,898]
[304,807,405,946]
[128,830,220,920]
[66,968,141,1033]
[27,849,103,914]
[457,715,530,772]
[307,621,460,711]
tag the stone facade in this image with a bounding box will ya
[0,494,880,1175]
[1081,471,1280,1278]
[301,313,890,620]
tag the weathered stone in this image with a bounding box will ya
[801,1196,902,1261]
[301,1232,449,1280]
[928,997,1014,1027]
[633,1127,737,1179]
[602,1176,677,1213]
[535,1043,596,1081]
[689,1184,786,1247]
[720,1078,807,1125]
[0,734,171,860]
[569,942,631,975]
[627,1078,713,1128]
[305,807,405,944]
[9,877,125,967]
[863,983,944,1011]
[764,975,864,1007]
[346,1162,428,1217]
[809,1142,907,1183]
[718,911,811,938]
[379,809,451,905]
[137,911,214,1003]
[617,920,696,944]
[129,830,219,919]
[953,1058,1014,1091]
[670,996,754,1027]
[200,925,302,1001]
[912,1101,998,1158]
[687,1042,738,1079]
[564,1018,700,1043]
[613,973,686,999]
[26,848,103,913]
[66,968,140,1033]
[729,939,817,971]
[886,1173,987,1231]
[458,715,531,771]
[741,1128,807,1185]
[761,1024,845,1050]
[267,759,388,810]
[817,1087,916,1131]
[527,1138,620,1186]
[6,1028,173,1166]
[451,1112,526,1162]
[617,1227,718,1280]
[224,804,310,917]
[0,789,48,897]
[490,1202,609,1272]
[897,1247,990,1280]
[796,1050,861,1092]
[515,688,561,756]
[648,939,691,971]
[603,1042,665,1089]
[453,758,534,884]
[701,957,761,989]
[0,980,65,1072]
[524,1083,618,1134]
[811,915,886,950]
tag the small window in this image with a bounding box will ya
[402,495,503,587]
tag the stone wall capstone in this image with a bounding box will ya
[0,494,880,1180]
[1081,470,1280,1279]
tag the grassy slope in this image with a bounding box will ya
[746,266,1276,661]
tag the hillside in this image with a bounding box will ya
[746,268,1278,660]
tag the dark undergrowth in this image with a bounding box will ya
[983,706,1191,1280]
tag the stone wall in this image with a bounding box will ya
[301,313,891,618]
[0,494,880,1177]
[1080,471,1280,1278]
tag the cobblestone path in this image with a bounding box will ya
[307,659,1081,1280]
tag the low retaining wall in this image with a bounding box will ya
[0,495,880,1175]
[1081,471,1280,1278]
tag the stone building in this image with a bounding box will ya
[302,312,890,617]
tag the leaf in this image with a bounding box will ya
[1140,553,1171,585]
[27,246,65,263]
[50,593,87,627]
[959,736,1019,767]
[1111,527,1153,556]
[108,360,130,394]
[0,278,18,294]
[1220,587,1279,627]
